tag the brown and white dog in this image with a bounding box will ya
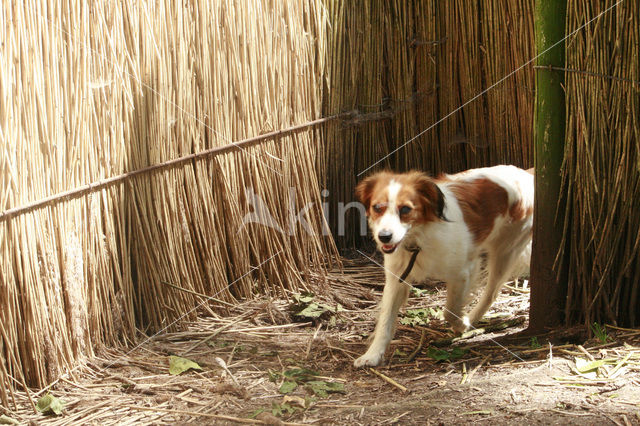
[354,165,534,367]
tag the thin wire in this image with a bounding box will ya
[358,0,625,176]
[356,249,526,362]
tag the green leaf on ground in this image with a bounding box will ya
[270,366,344,398]
[393,348,407,357]
[400,307,444,326]
[279,380,298,394]
[168,355,202,375]
[36,394,64,415]
[298,302,327,318]
[290,293,343,320]
[426,346,467,362]
[268,369,280,382]
[283,367,320,381]
[305,380,345,398]
[292,293,315,304]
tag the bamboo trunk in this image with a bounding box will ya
[528,0,568,332]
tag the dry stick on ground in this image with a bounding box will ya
[214,357,241,387]
[460,363,468,384]
[577,345,596,361]
[432,317,526,347]
[406,329,426,363]
[181,314,254,356]
[466,356,490,383]
[607,353,632,379]
[368,368,408,392]
[305,324,324,360]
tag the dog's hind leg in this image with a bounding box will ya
[466,246,524,327]
[354,271,410,367]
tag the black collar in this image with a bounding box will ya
[399,246,421,282]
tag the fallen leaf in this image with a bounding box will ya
[298,302,327,318]
[168,355,202,375]
[283,367,319,381]
[575,357,617,373]
[292,293,315,304]
[249,408,266,419]
[401,307,444,326]
[36,394,64,415]
[283,395,307,408]
[278,380,298,394]
[426,346,467,362]
[0,415,19,425]
[410,288,434,297]
[290,293,343,320]
[305,380,345,398]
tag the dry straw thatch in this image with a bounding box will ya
[561,0,640,327]
[322,0,535,247]
[0,0,337,405]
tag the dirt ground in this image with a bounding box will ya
[5,260,640,425]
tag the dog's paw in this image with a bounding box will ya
[354,351,384,368]
[449,316,471,334]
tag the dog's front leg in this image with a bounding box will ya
[444,278,472,334]
[354,271,409,367]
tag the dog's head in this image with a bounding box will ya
[356,171,446,254]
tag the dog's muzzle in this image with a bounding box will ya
[377,230,399,253]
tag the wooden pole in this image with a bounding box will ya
[528,0,568,333]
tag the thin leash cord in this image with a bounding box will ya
[358,0,624,176]
[399,248,420,282]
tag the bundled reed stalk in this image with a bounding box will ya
[322,0,535,248]
[0,0,337,404]
[561,0,640,327]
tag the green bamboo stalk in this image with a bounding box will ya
[528,0,568,332]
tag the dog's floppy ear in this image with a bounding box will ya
[355,174,380,213]
[415,174,447,221]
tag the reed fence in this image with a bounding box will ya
[561,0,640,327]
[0,0,336,405]
[322,0,535,247]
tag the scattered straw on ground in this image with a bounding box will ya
[3,261,639,425]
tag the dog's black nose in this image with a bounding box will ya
[378,230,392,243]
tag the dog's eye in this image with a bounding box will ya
[373,203,384,213]
[399,206,412,216]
